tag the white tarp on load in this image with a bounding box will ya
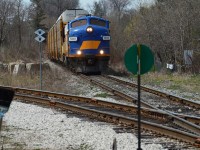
[57,9,89,23]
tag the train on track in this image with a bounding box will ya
[47,9,110,73]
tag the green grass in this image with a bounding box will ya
[94,93,108,98]
[168,84,181,90]
[132,72,200,100]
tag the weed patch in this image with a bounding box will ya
[94,93,108,98]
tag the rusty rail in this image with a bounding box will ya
[15,93,200,148]
[104,75,200,109]
[0,84,200,147]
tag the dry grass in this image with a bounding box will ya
[133,72,200,100]
[0,73,40,88]
[0,68,90,96]
[0,70,61,91]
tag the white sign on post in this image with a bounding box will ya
[35,29,45,36]
[34,28,45,90]
[35,29,45,43]
[35,35,45,42]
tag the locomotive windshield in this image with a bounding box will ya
[71,19,87,28]
[90,19,106,27]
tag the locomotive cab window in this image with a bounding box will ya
[71,19,87,28]
[90,19,106,27]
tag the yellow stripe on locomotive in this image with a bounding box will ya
[80,41,100,50]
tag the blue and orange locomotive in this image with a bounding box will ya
[47,9,110,73]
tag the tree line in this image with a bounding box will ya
[0,0,79,62]
[0,0,199,73]
[92,0,200,73]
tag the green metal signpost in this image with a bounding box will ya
[124,44,154,150]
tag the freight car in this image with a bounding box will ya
[47,9,110,73]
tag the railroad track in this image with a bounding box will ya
[103,75,200,122]
[0,85,199,148]
[104,75,200,109]
[78,74,200,135]
[79,75,200,121]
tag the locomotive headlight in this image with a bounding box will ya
[103,36,110,40]
[77,50,82,55]
[86,26,93,33]
[100,50,104,55]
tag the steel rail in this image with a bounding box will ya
[1,85,200,135]
[14,94,200,148]
[77,75,200,134]
[79,75,155,109]
[104,75,200,109]
[13,85,200,135]
[102,75,200,125]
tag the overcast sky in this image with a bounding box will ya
[79,0,99,9]
[23,0,99,9]
[80,0,155,9]
[23,0,155,11]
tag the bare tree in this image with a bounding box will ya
[41,0,79,18]
[125,0,200,72]
[108,0,130,22]
[13,0,26,46]
[0,0,15,46]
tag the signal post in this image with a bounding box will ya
[124,44,154,150]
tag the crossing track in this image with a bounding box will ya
[78,75,200,123]
[104,75,200,109]
[101,75,200,125]
[0,85,199,148]
[77,75,200,135]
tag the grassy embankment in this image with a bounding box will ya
[135,72,200,101]
[0,71,56,91]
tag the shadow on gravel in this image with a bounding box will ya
[102,67,129,77]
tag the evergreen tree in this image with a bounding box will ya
[93,2,104,17]
[30,0,46,30]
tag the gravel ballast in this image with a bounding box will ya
[1,101,165,150]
